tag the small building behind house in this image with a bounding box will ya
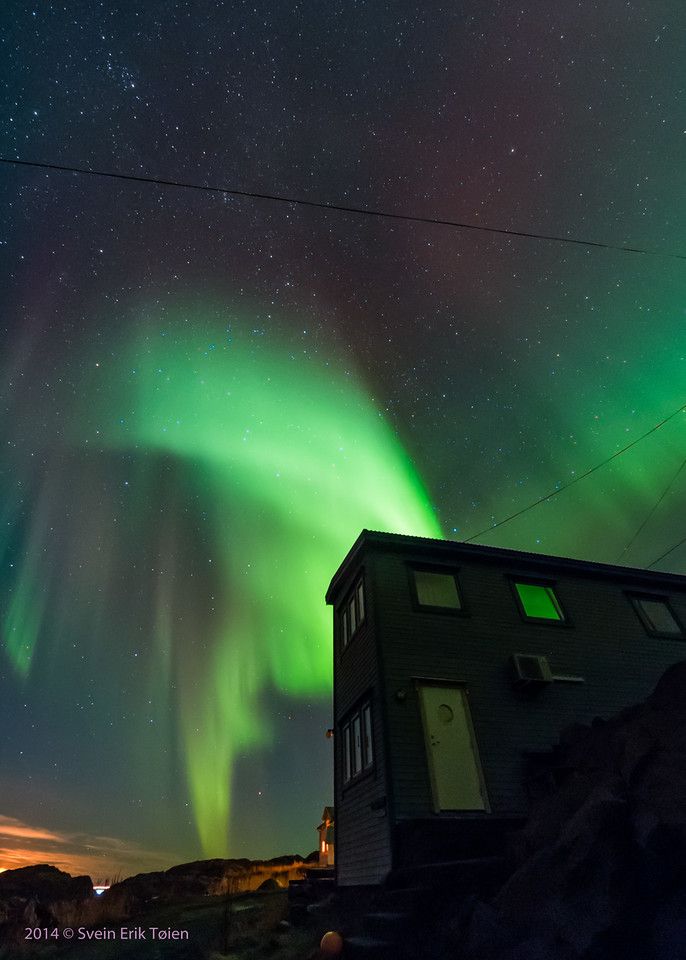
[317,806,335,866]
[326,530,686,886]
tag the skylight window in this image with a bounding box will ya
[514,582,564,621]
[413,569,461,609]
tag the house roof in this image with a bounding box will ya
[317,806,334,829]
[325,529,686,604]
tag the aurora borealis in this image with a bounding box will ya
[1,308,440,869]
[2,0,686,876]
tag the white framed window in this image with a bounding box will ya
[513,580,565,622]
[342,700,374,783]
[413,568,462,609]
[629,594,684,638]
[340,577,365,649]
[343,724,351,782]
[352,715,362,775]
[362,703,373,767]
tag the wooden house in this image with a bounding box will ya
[326,530,686,886]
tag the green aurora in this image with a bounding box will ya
[2,309,442,855]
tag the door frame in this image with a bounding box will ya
[414,677,490,814]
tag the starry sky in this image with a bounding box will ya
[1,0,685,879]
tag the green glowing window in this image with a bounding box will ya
[342,700,374,784]
[413,569,461,609]
[341,577,365,649]
[514,582,564,621]
[630,595,684,638]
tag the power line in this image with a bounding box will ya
[616,454,686,563]
[647,534,686,569]
[2,156,685,261]
[464,402,686,544]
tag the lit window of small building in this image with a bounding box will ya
[317,806,335,866]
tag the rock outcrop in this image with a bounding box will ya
[104,854,307,908]
[0,864,93,937]
[454,660,686,960]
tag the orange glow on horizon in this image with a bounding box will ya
[0,814,180,880]
[0,823,64,842]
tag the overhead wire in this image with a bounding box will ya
[647,534,686,569]
[463,402,686,544]
[615,455,686,563]
[4,157,686,563]
[1,156,686,261]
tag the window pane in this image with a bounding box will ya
[639,599,682,635]
[343,724,351,782]
[342,608,349,647]
[516,583,563,620]
[349,596,357,634]
[352,715,362,775]
[362,704,373,768]
[414,570,461,608]
[357,581,365,623]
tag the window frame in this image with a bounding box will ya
[509,576,569,626]
[341,698,375,786]
[339,575,366,651]
[408,563,466,615]
[627,592,685,640]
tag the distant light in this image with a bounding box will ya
[93,884,110,896]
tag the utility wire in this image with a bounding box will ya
[2,156,686,261]
[464,402,686,544]
[615,454,686,563]
[647,534,686,569]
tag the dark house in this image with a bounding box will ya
[326,530,686,886]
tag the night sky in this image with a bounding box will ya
[1,1,685,879]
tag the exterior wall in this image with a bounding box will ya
[372,548,686,823]
[334,562,392,885]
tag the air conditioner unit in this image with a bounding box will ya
[511,653,553,689]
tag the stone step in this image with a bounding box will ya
[372,885,432,913]
[363,910,414,940]
[343,934,394,959]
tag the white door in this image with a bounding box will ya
[418,683,487,811]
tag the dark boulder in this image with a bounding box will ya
[456,660,686,960]
[257,877,281,891]
[0,864,92,904]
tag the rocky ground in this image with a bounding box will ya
[0,856,322,960]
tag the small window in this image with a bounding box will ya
[356,581,365,622]
[514,582,564,621]
[340,577,365,649]
[352,715,362,775]
[341,700,374,784]
[630,595,684,638]
[413,568,461,609]
[362,703,373,768]
[343,724,352,783]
